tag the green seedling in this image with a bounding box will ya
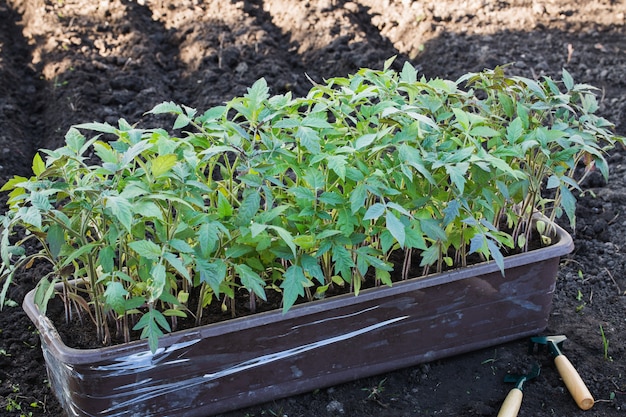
[599,325,611,361]
[363,378,388,407]
[1,61,623,353]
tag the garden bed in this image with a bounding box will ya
[1,0,625,416]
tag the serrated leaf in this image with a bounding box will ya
[350,183,368,214]
[98,245,116,273]
[120,141,153,168]
[420,218,447,241]
[151,154,178,178]
[386,211,406,247]
[217,193,233,218]
[163,252,191,282]
[133,200,164,220]
[133,309,171,353]
[281,265,310,313]
[400,61,417,83]
[129,239,162,260]
[562,68,574,91]
[560,184,577,229]
[363,203,385,221]
[173,114,192,130]
[20,206,42,229]
[267,225,296,257]
[197,258,227,296]
[148,101,183,115]
[302,169,325,190]
[65,127,86,153]
[104,281,128,315]
[547,175,560,189]
[318,191,344,206]
[442,199,461,227]
[105,195,133,232]
[327,155,347,181]
[470,125,500,138]
[301,254,324,284]
[235,264,267,301]
[236,190,260,225]
[506,117,524,143]
[486,238,505,275]
[93,141,119,165]
[355,133,377,150]
[32,153,45,176]
[446,163,468,194]
[148,263,166,302]
[419,244,440,267]
[332,245,354,279]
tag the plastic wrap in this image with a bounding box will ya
[23,221,573,417]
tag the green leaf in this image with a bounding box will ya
[133,309,171,353]
[74,121,118,134]
[105,195,133,232]
[350,183,368,214]
[217,193,233,218]
[120,141,153,168]
[419,244,440,267]
[420,218,447,241]
[32,153,45,176]
[65,127,86,153]
[173,113,192,130]
[363,203,385,221]
[148,101,183,115]
[560,184,577,229]
[46,223,65,259]
[93,141,119,165]
[163,252,191,282]
[33,278,57,315]
[59,243,97,268]
[235,264,267,301]
[98,245,116,274]
[303,169,325,190]
[400,61,417,83]
[385,211,406,247]
[250,222,266,238]
[236,190,261,225]
[296,126,321,154]
[197,258,227,296]
[470,126,500,138]
[148,263,166,302]
[318,191,344,206]
[446,163,468,194]
[355,133,377,150]
[20,206,42,229]
[129,240,162,260]
[151,154,178,178]
[281,265,310,313]
[332,245,355,279]
[133,201,163,220]
[104,281,128,315]
[506,118,524,143]
[267,225,296,257]
[301,254,324,284]
[327,155,347,181]
[562,68,574,91]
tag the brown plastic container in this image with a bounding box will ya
[23,220,573,417]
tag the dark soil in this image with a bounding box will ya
[1,0,625,416]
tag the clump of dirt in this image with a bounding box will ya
[1,0,625,416]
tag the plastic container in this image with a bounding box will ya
[23,219,574,417]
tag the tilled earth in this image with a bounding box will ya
[0,0,625,416]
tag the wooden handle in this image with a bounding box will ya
[554,354,595,410]
[497,388,523,417]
